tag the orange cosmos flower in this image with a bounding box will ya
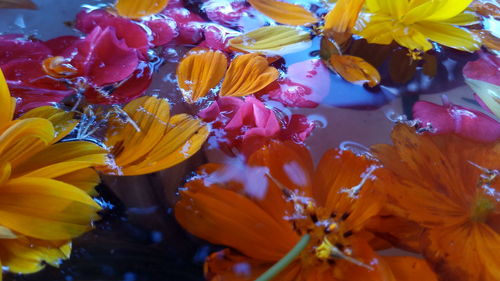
[175,141,437,281]
[99,95,209,176]
[0,70,105,278]
[176,49,279,103]
[372,124,500,281]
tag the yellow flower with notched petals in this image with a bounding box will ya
[100,96,209,176]
[0,69,106,279]
[356,0,480,52]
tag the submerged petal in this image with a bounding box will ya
[247,0,318,26]
[176,49,228,103]
[220,53,279,97]
[229,26,311,56]
[115,0,169,19]
[328,55,381,87]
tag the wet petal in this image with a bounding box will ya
[20,106,78,142]
[176,49,227,103]
[247,0,318,26]
[220,53,279,97]
[382,256,438,281]
[115,0,169,19]
[0,69,14,126]
[328,55,381,87]
[413,21,479,52]
[229,25,311,56]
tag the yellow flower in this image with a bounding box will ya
[176,49,279,103]
[0,70,106,278]
[356,0,480,52]
[100,96,209,176]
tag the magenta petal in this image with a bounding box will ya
[263,59,329,108]
[66,26,139,86]
[203,0,248,27]
[84,63,152,104]
[199,25,237,52]
[0,36,51,65]
[75,9,149,55]
[2,59,74,113]
[463,52,500,86]
[279,114,315,142]
[44,36,80,56]
[145,17,178,46]
[166,7,205,44]
[413,100,500,142]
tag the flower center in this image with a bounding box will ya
[471,194,495,222]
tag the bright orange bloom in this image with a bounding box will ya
[0,70,105,278]
[176,49,279,103]
[100,96,209,176]
[176,141,437,280]
[372,124,500,281]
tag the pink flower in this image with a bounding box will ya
[259,59,329,108]
[199,96,281,156]
[413,97,500,142]
[203,0,249,27]
[0,35,74,112]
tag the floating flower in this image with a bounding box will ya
[463,52,500,118]
[99,96,209,176]
[372,124,500,281]
[176,141,438,280]
[176,49,279,103]
[114,0,169,19]
[0,70,105,277]
[413,97,500,142]
[356,0,480,52]
[199,96,280,156]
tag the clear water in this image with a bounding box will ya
[0,1,491,280]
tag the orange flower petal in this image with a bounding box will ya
[328,54,381,87]
[42,56,78,78]
[382,256,438,281]
[176,49,227,103]
[219,53,279,97]
[175,176,299,261]
[229,25,312,56]
[314,149,384,231]
[115,0,169,19]
[324,0,365,40]
[247,0,318,26]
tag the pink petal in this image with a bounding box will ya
[261,59,329,108]
[84,63,152,104]
[44,36,80,56]
[203,0,248,27]
[75,9,149,56]
[198,25,238,52]
[2,59,74,113]
[64,26,139,86]
[165,7,205,44]
[463,52,500,86]
[145,17,178,46]
[0,36,50,65]
[413,100,500,142]
[279,114,315,142]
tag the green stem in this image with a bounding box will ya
[255,234,311,281]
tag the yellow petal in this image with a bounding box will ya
[328,54,381,87]
[20,106,78,142]
[55,168,101,195]
[176,49,228,103]
[229,25,311,56]
[355,15,395,45]
[413,21,480,52]
[0,118,54,166]
[115,0,169,19]
[248,0,318,26]
[0,238,70,274]
[0,225,16,239]
[440,11,478,25]
[220,53,279,97]
[102,97,209,176]
[465,78,500,119]
[324,0,365,35]
[0,177,100,240]
[105,96,170,167]
[423,0,473,21]
[120,113,209,175]
[0,69,14,127]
